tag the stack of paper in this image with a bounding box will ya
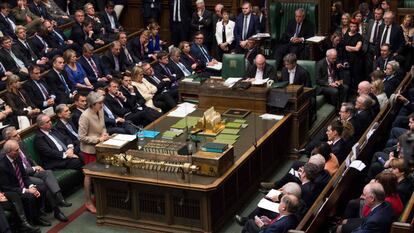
[207,62,222,71]
[306,36,326,43]
[167,103,197,117]
[257,198,280,213]
[224,78,242,88]
[112,134,136,141]
[259,114,284,120]
[102,133,136,147]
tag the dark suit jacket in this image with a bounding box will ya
[352,202,393,233]
[78,55,104,83]
[144,74,170,95]
[376,23,405,54]
[168,0,192,23]
[262,214,298,233]
[354,109,374,138]
[55,119,80,150]
[167,60,193,80]
[23,79,54,110]
[0,48,22,74]
[34,129,73,169]
[0,155,30,193]
[70,23,96,47]
[331,138,348,163]
[363,19,383,52]
[29,35,49,59]
[28,2,52,20]
[190,43,212,65]
[190,9,213,43]
[281,19,314,44]
[104,93,131,118]
[245,63,276,81]
[234,13,260,45]
[316,58,339,86]
[374,55,394,71]
[153,63,177,81]
[101,50,126,78]
[100,10,121,34]
[245,46,259,66]
[301,181,318,208]
[127,37,150,63]
[45,29,68,48]
[13,40,39,67]
[383,75,400,98]
[143,0,161,18]
[0,14,17,39]
[119,85,146,110]
[45,69,74,104]
[180,53,206,72]
[280,64,312,87]
[4,91,35,117]
[70,108,83,130]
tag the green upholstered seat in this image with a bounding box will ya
[221,54,246,79]
[266,59,277,70]
[22,134,41,165]
[63,29,71,39]
[269,2,317,41]
[297,60,316,87]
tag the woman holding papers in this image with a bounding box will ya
[78,91,109,214]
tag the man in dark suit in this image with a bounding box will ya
[78,43,109,88]
[241,194,299,233]
[363,7,384,76]
[84,3,111,42]
[354,93,375,139]
[70,18,105,49]
[14,26,49,70]
[348,183,394,233]
[253,6,266,33]
[190,0,213,50]
[101,41,126,79]
[71,93,87,130]
[274,8,314,69]
[45,56,75,104]
[2,127,72,209]
[316,49,347,109]
[23,65,55,110]
[105,79,160,126]
[326,121,348,163]
[234,2,260,52]
[190,31,218,67]
[42,20,79,54]
[168,47,193,80]
[244,39,259,67]
[96,88,136,135]
[28,0,52,20]
[142,0,161,26]
[118,31,136,69]
[153,51,178,85]
[142,62,177,112]
[376,11,405,55]
[0,3,18,39]
[245,54,276,81]
[127,31,154,63]
[169,0,192,47]
[374,44,394,71]
[0,140,53,227]
[55,104,80,150]
[29,32,60,60]
[34,114,83,170]
[280,53,311,87]
[100,1,123,35]
[0,36,30,81]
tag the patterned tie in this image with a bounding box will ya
[13,160,25,189]
[66,122,79,139]
[19,151,31,169]
[36,81,49,99]
[88,57,100,78]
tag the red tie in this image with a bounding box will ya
[270,214,281,224]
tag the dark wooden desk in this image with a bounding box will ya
[84,110,292,232]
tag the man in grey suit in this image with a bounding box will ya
[363,7,384,77]
[2,126,72,210]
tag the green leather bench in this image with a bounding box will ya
[403,0,414,7]
[22,133,83,194]
[269,2,317,42]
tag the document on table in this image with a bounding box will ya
[167,105,196,118]
[259,113,284,120]
[207,62,222,71]
[257,198,280,213]
[266,189,282,199]
[252,78,269,85]
[102,138,129,147]
[306,36,326,43]
[349,160,366,171]
[112,134,136,142]
[224,77,242,88]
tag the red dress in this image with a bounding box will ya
[362,194,403,217]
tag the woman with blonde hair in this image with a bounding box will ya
[339,13,351,35]
[147,22,165,53]
[5,75,40,129]
[63,49,94,91]
[130,66,162,112]
[371,79,388,108]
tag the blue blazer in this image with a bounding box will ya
[190,43,212,65]
[234,13,260,45]
[352,202,394,233]
[261,214,298,233]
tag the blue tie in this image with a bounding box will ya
[58,72,70,94]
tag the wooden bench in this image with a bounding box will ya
[390,192,414,233]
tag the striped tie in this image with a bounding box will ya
[13,160,25,189]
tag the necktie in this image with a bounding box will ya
[6,16,15,30]
[58,72,70,94]
[372,21,379,44]
[19,151,31,169]
[381,25,390,45]
[54,31,64,45]
[123,47,133,63]
[50,131,67,151]
[88,58,100,78]
[243,15,248,40]
[116,96,123,107]
[295,23,301,37]
[163,65,172,76]
[383,58,388,70]
[103,105,115,119]
[152,75,161,84]
[113,55,120,71]
[270,214,281,224]
[36,81,49,99]
[13,160,25,189]
[9,51,25,69]
[222,23,227,43]
[25,41,37,60]
[199,45,210,63]
[108,13,116,29]
[177,62,191,76]
[66,122,79,138]
[0,62,5,74]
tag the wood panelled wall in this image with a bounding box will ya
[119,0,341,40]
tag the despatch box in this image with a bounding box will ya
[192,146,234,177]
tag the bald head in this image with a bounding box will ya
[255,54,266,71]
[3,139,19,159]
[363,182,386,207]
[326,49,337,64]
[281,182,302,199]
[358,81,372,95]
[279,194,300,215]
[308,154,326,171]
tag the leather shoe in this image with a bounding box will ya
[35,217,52,226]
[260,182,275,190]
[54,210,69,222]
[58,199,72,207]
[20,220,40,233]
[234,214,247,226]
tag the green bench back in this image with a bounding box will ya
[269,2,317,41]
[297,60,316,87]
[404,0,414,7]
[221,54,246,79]
[22,133,41,165]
